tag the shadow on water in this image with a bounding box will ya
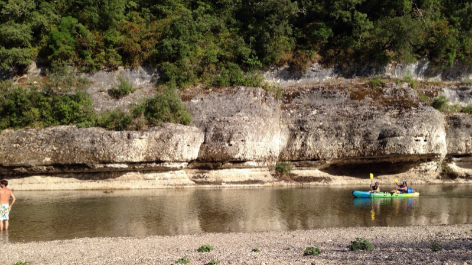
[4,184,472,242]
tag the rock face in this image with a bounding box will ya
[264,60,472,86]
[185,87,282,163]
[279,84,447,177]
[447,114,472,155]
[2,82,472,190]
[0,124,204,174]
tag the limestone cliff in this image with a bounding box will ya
[2,79,472,190]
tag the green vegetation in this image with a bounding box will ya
[252,247,260,252]
[368,75,386,89]
[432,95,450,111]
[303,246,321,256]
[139,88,192,126]
[263,84,284,100]
[3,1,472,88]
[425,233,443,252]
[175,256,190,264]
[461,105,472,113]
[108,77,135,99]
[0,80,13,90]
[0,67,191,132]
[95,87,191,130]
[419,94,430,103]
[197,244,214,253]
[205,260,219,265]
[0,87,96,131]
[275,161,292,175]
[440,162,458,179]
[440,162,453,174]
[430,239,443,252]
[95,109,134,131]
[462,78,472,85]
[0,86,191,132]
[13,262,30,265]
[349,238,374,251]
[398,72,417,89]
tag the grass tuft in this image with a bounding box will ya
[349,238,374,251]
[197,244,214,252]
[303,246,321,256]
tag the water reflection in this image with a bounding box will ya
[0,231,8,244]
[5,185,472,242]
[352,197,417,225]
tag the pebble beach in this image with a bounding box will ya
[1,224,471,265]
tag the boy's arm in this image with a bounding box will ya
[9,192,15,209]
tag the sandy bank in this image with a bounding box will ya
[2,224,471,265]
[8,173,472,191]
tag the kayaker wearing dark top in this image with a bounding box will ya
[391,181,408,194]
[369,182,380,193]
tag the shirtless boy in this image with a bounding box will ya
[0,180,15,230]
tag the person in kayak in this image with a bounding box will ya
[391,181,408,194]
[369,182,380,193]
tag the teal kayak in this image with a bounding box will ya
[352,190,420,198]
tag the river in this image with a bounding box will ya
[4,184,472,243]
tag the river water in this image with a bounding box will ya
[3,184,472,243]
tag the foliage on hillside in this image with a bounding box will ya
[2,1,472,87]
[0,66,191,132]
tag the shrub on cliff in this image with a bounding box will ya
[461,105,472,113]
[275,161,292,175]
[95,109,133,131]
[108,77,135,99]
[397,72,417,89]
[135,88,192,126]
[368,75,386,89]
[432,95,449,111]
[0,80,13,90]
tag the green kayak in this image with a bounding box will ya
[352,190,420,198]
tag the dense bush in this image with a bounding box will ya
[95,109,133,131]
[3,1,472,87]
[138,88,192,126]
[0,87,96,131]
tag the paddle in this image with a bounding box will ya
[391,178,399,194]
[370,173,373,191]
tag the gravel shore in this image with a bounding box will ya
[2,224,471,265]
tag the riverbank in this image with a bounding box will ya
[2,224,471,265]
[7,172,472,191]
